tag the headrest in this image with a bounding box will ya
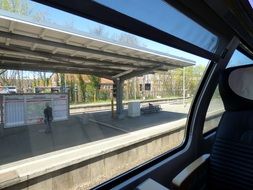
[219,65,253,111]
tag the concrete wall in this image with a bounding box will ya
[1,110,222,190]
[5,128,185,190]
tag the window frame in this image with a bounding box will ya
[24,1,246,189]
[91,38,240,190]
[203,44,253,136]
[32,0,221,62]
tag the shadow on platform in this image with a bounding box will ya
[0,109,186,166]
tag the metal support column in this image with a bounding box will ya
[183,67,186,106]
[115,78,124,118]
[134,77,136,100]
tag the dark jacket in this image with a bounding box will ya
[44,106,53,121]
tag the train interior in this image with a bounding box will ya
[15,0,253,189]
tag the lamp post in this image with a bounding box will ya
[183,67,186,106]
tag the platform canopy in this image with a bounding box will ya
[0,13,195,80]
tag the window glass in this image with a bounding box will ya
[226,50,253,68]
[203,87,224,133]
[0,1,210,189]
[203,49,253,133]
[249,0,253,8]
[95,0,219,52]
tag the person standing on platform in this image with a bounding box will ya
[44,102,53,133]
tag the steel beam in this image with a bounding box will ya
[39,28,47,38]
[63,35,72,43]
[115,78,124,118]
[0,44,150,70]
[112,69,134,79]
[0,53,131,72]
[8,21,15,32]
[120,64,163,80]
[0,61,113,79]
[0,30,188,68]
[0,56,125,72]
[31,43,38,50]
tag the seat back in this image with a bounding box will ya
[208,65,253,190]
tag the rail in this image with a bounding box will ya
[70,97,192,113]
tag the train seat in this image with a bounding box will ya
[172,65,253,190]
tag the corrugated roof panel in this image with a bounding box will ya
[0,15,195,79]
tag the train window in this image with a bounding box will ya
[203,87,224,133]
[203,48,253,133]
[95,0,219,52]
[0,1,217,189]
[226,50,253,68]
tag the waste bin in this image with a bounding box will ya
[128,101,140,117]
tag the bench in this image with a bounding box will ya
[141,104,162,114]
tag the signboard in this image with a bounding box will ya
[52,94,68,121]
[26,94,51,124]
[4,95,25,127]
[3,93,69,128]
[145,83,151,91]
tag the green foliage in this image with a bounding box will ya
[98,90,110,101]
[78,74,86,102]
[68,80,75,103]
[88,75,100,89]
[0,0,30,15]
[60,73,65,85]
[85,83,95,102]
[124,64,206,100]
[0,0,46,22]
[162,65,206,97]
[88,75,101,102]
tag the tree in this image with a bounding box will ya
[0,0,47,22]
[78,74,86,102]
[0,0,30,15]
[91,25,108,38]
[38,72,48,87]
[118,33,138,47]
[117,33,146,48]
[88,75,100,102]
[59,73,65,92]
[0,0,48,91]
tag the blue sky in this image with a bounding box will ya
[0,0,251,83]
[95,0,218,52]
[26,0,210,65]
[28,0,252,68]
[227,50,253,68]
[0,0,251,82]
[249,0,253,8]
[1,0,251,70]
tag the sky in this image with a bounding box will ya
[95,0,218,52]
[26,0,210,65]
[227,50,253,68]
[0,0,251,88]
[249,0,253,8]
[28,0,252,68]
[0,0,214,80]
[1,0,251,74]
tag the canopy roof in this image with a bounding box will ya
[0,13,194,80]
